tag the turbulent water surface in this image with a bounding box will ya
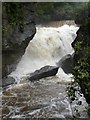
[9,24,78,81]
[1,23,89,119]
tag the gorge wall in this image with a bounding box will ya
[72,2,90,105]
[2,3,36,78]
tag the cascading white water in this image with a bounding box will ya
[9,24,79,82]
[4,24,89,119]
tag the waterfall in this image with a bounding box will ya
[9,24,79,82]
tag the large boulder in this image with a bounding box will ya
[56,54,73,74]
[2,3,36,78]
[28,66,59,81]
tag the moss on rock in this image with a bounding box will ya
[72,2,90,105]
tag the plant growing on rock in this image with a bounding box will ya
[72,2,90,115]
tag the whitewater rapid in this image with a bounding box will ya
[9,24,79,82]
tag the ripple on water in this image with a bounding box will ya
[2,77,73,118]
[2,76,89,118]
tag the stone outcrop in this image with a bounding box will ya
[28,66,59,81]
[2,3,36,79]
[56,54,73,74]
[1,77,16,88]
[72,2,90,105]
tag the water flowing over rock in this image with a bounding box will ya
[28,66,59,81]
[2,3,36,79]
[9,25,79,82]
[2,23,89,119]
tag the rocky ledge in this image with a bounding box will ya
[28,66,59,81]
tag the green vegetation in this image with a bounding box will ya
[35,2,88,23]
[3,3,24,32]
[73,47,90,104]
[2,2,90,114]
[72,2,90,114]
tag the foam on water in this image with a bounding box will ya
[3,24,88,119]
[9,24,79,82]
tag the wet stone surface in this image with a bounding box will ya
[1,76,89,119]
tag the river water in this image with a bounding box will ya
[1,21,89,119]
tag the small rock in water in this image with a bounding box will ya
[28,65,59,81]
[1,77,16,88]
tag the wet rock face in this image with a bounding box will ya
[1,77,16,88]
[28,66,59,81]
[56,54,73,74]
[72,2,90,105]
[2,3,36,78]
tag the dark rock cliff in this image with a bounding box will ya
[2,3,36,78]
[72,2,90,105]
